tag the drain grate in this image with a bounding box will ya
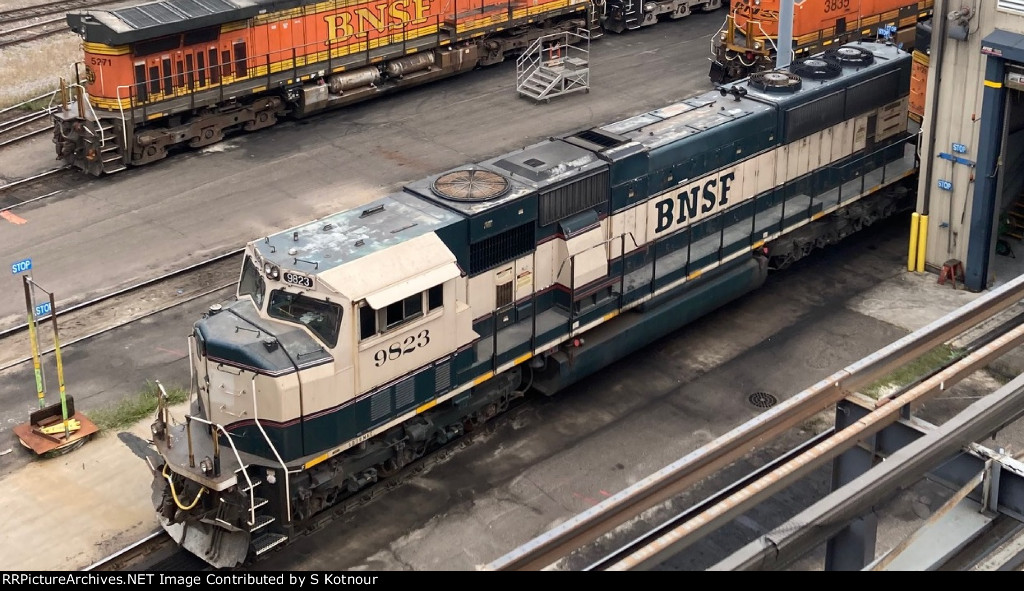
[748,391,778,409]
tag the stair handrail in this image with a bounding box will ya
[251,374,292,524]
[517,36,545,86]
[161,379,258,528]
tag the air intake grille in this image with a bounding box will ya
[435,362,451,393]
[572,129,627,149]
[370,390,391,421]
[539,171,609,225]
[395,380,415,410]
[470,223,533,274]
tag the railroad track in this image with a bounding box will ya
[0,94,64,200]
[0,250,244,373]
[0,15,72,49]
[0,0,112,24]
[0,0,122,49]
[488,271,1024,570]
[0,94,58,150]
[83,531,176,571]
[0,167,73,215]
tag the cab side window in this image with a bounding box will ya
[360,284,443,341]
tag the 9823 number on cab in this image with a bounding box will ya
[374,330,430,367]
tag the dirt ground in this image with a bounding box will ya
[0,0,139,108]
[0,34,81,108]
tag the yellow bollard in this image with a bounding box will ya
[908,212,920,271]
[916,214,928,272]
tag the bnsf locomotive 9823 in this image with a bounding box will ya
[149,41,917,568]
[709,0,933,83]
[52,0,726,176]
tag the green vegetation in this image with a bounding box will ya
[861,344,964,399]
[17,96,52,112]
[88,381,188,432]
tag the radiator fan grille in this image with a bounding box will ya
[748,70,803,93]
[790,57,843,80]
[431,168,511,202]
[824,45,875,67]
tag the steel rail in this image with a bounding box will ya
[486,272,1024,571]
[0,280,236,373]
[0,248,243,342]
[0,91,58,116]
[0,0,100,24]
[0,126,51,149]
[0,16,64,35]
[2,190,62,211]
[82,530,167,571]
[0,25,71,49]
[0,167,66,192]
[0,107,56,133]
[0,0,124,25]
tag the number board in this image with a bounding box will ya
[11,258,31,274]
[283,271,315,289]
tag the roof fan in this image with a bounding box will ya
[824,45,875,67]
[790,56,843,80]
[747,70,803,93]
[431,168,511,202]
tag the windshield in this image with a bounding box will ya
[268,290,343,347]
[238,255,266,308]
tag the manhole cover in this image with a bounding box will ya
[748,391,778,409]
[431,168,510,202]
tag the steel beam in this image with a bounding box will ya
[710,371,1024,571]
[486,273,1024,571]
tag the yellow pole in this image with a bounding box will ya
[22,277,45,408]
[908,212,920,271]
[48,292,70,439]
[916,214,929,273]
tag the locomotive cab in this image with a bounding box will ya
[151,193,476,567]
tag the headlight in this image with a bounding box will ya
[754,42,762,50]
[264,263,280,279]
[271,267,280,280]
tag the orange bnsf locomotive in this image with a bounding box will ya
[52,0,727,176]
[53,0,596,176]
[709,0,932,83]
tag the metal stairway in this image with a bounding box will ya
[240,471,288,556]
[516,28,591,103]
[79,118,126,175]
